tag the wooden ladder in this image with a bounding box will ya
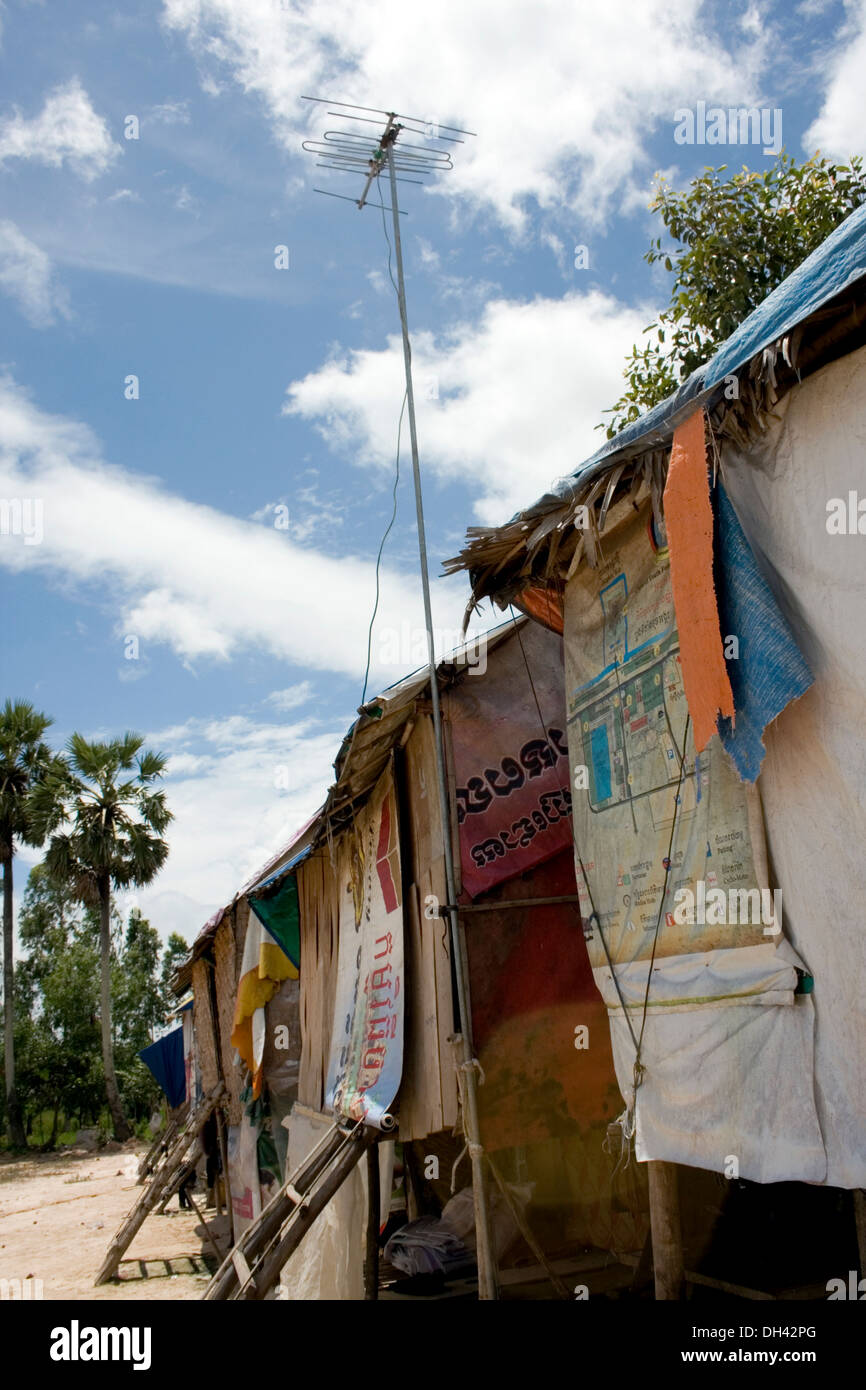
[203,1120,377,1301]
[94,1082,225,1285]
[136,1104,187,1184]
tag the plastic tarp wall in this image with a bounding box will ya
[278,1104,394,1301]
[563,492,824,1183]
[226,1115,262,1238]
[279,1105,364,1301]
[720,345,866,1188]
[464,847,621,1152]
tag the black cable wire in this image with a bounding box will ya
[361,392,406,707]
[510,609,641,1053]
[636,709,690,1060]
[375,170,401,301]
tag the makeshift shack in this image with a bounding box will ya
[181,618,651,1299]
[446,202,866,1297]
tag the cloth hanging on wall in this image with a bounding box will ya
[231,912,295,1098]
[562,490,824,1183]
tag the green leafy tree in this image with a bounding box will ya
[14,867,104,1142]
[0,700,65,1147]
[114,908,164,1053]
[160,931,189,1019]
[31,734,172,1141]
[603,153,866,437]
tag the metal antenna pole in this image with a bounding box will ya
[384,143,498,1302]
[302,97,497,1301]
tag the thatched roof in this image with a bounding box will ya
[445,203,866,613]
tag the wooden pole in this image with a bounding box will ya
[364,1144,380,1300]
[203,1121,346,1300]
[137,1108,183,1184]
[647,1160,684,1300]
[239,1128,375,1300]
[94,1083,224,1285]
[156,1138,204,1213]
[215,1107,230,1225]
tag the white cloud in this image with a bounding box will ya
[0,221,71,326]
[416,238,440,271]
[172,183,200,214]
[0,375,475,685]
[265,681,314,711]
[107,187,142,203]
[148,100,192,126]
[162,0,764,228]
[0,79,119,180]
[132,710,344,940]
[284,290,648,524]
[803,1,866,159]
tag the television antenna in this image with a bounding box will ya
[300,98,498,1302]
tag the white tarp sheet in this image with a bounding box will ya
[721,343,866,1188]
[277,1105,395,1301]
[278,1105,365,1301]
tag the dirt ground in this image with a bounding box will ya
[0,1145,229,1301]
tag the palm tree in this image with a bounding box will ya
[0,699,63,1148]
[31,733,172,1141]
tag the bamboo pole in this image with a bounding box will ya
[94,1083,224,1285]
[156,1138,204,1214]
[647,1160,684,1300]
[215,1107,230,1223]
[137,1109,183,1184]
[183,1186,225,1266]
[238,1128,376,1300]
[203,1121,346,1300]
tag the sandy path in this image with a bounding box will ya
[0,1147,228,1301]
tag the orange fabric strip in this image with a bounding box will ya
[663,410,734,751]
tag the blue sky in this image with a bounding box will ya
[1,0,862,942]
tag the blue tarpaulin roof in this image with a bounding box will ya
[549,201,866,498]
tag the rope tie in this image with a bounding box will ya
[459,1056,485,1087]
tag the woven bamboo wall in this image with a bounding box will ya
[214,909,244,1125]
[191,957,220,1093]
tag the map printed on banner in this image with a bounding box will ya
[447,621,573,898]
[564,495,772,977]
[561,491,825,1185]
[325,761,404,1128]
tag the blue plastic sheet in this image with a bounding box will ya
[139,1026,186,1109]
[545,202,866,503]
[713,481,813,781]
